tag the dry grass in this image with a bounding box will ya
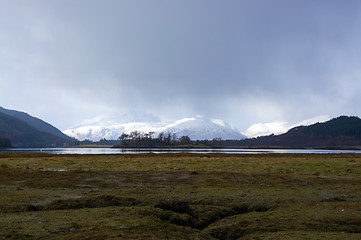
[0,153,360,239]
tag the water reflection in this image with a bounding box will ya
[0,148,360,154]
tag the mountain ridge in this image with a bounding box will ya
[0,107,74,147]
[0,107,70,140]
[236,116,361,148]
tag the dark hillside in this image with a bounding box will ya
[0,136,11,148]
[303,116,361,137]
[0,111,73,147]
[0,106,70,140]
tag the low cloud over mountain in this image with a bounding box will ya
[242,115,330,138]
[64,116,244,141]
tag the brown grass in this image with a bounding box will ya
[0,153,360,239]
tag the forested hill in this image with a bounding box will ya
[0,111,74,148]
[303,116,361,137]
[234,116,361,148]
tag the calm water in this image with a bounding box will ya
[1,148,361,154]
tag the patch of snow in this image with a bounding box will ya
[211,119,226,127]
[242,122,290,138]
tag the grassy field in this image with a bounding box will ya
[0,152,360,239]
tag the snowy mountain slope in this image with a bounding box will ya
[156,116,244,140]
[63,116,245,141]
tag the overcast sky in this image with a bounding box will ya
[1,0,361,132]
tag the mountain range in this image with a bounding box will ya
[63,116,245,141]
[0,107,73,147]
[2,106,361,149]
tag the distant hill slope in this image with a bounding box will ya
[0,107,70,140]
[0,111,74,148]
[303,116,361,137]
[237,116,361,148]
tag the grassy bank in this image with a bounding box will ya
[0,153,360,239]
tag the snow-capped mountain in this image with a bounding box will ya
[63,116,245,141]
[156,116,244,140]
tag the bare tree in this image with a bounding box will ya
[180,136,191,145]
[119,133,129,141]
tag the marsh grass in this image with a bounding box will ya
[0,153,360,239]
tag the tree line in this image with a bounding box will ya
[114,131,223,148]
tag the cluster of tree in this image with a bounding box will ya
[0,136,11,148]
[114,131,223,148]
[75,139,120,147]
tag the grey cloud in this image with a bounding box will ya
[1,0,361,130]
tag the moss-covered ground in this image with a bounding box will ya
[0,153,360,239]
